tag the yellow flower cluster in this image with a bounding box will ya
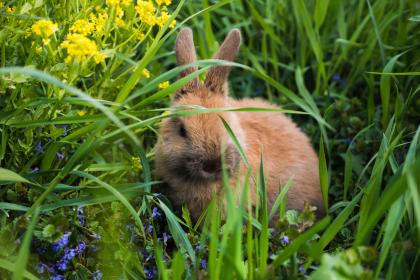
[88,10,107,36]
[141,69,151,78]
[159,81,170,89]
[135,1,176,28]
[60,34,104,64]
[131,156,142,170]
[31,19,58,44]
[69,19,94,36]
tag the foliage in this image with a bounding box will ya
[0,0,419,279]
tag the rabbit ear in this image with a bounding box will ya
[175,27,200,98]
[205,29,241,94]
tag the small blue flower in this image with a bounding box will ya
[299,264,306,273]
[77,206,85,226]
[195,243,201,251]
[332,73,345,87]
[93,270,103,280]
[56,152,64,160]
[281,235,290,244]
[162,232,171,243]
[37,263,47,274]
[34,142,44,153]
[50,275,65,280]
[52,231,72,252]
[56,125,68,136]
[56,258,68,271]
[31,167,40,173]
[144,266,157,279]
[147,224,153,233]
[63,248,77,260]
[152,207,162,219]
[75,241,87,254]
[200,259,207,270]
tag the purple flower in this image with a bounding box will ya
[77,206,85,225]
[93,270,103,280]
[37,263,47,274]
[144,266,157,279]
[56,258,68,271]
[52,231,72,252]
[195,243,201,251]
[200,259,207,270]
[152,207,162,219]
[75,241,87,254]
[281,235,290,244]
[34,142,44,153]
[31,167,40,173]
[163,232,171,243]
[50,275,65,280]
[332,73,345,87]
[63,248,77,260]
[147,224,153,233]
[56,152,64,160]
[299,264,306,273]
[56,125,68,136]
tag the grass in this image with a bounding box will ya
[0,0,419,279]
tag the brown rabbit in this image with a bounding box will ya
[155,28,325,222]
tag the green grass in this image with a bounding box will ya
[0,0,419,279]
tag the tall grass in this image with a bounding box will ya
[0,0,419,279]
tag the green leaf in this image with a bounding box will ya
[0,168,32,184]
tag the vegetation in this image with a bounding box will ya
[0,0,419,279]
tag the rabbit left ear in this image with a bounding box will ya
[205,29,241,95]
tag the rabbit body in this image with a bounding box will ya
[155,28,324,221]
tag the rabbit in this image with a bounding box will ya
[154,27,325,222]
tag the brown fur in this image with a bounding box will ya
[154,28,325,222]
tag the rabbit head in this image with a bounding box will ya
[155,28,244,184]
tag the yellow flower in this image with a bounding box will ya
[156,0,172,6]
[136,32,145,41]
[77,110,86,116]
[89,12,108,36]
[61,34,100,63]
[6,6,15,13]
[36,47,42,54]
[135,1,156,26]
[155,11,176,28]
[159,81,170,89]
[31,19,58,43]
[94,52,106,64]
[169,19,176,29]
[106,0,120,6]
[69,19,95,36]
[131,156,142,170]
[141,69,150,78]
[0,3,4,9]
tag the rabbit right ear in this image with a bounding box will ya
[175,28,200,98]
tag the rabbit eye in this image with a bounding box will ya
[179,123,187,138]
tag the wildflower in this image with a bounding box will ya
[195,243,201,251]
[144,266,157,279]
[152,207,162,219]
[63,248,77,260]
[132,156,142,170]
[136,32,145,41]
[135,1,156,26]
[75,241,87,254]
[155,11,176,28]
[50,275,65,280]
[89,12,107,36]
[141,69,150,78]
[36,47,43,54]
[94,52,106,64]
[93,271,103,280]
[156,0,172,5]
[69,19,94,36]
[281,235,290,244]
[56,152,64,160]
[158,81,170,89]
[200,259,207,270]
[299,264,306,274]
[77,205,85,225]
[60,34,100,63]
[34,142,44,153]
[162,232,171,243]
[6,6,15,13]
[56,258,68,271]
[332,73,345,87]
[51,231,71,252]
[55,124,68,136]
[147,224,153,233]
[32,167,40,173]
[78,110,86,116]
[37,263,47,274]
[31,19,58,44]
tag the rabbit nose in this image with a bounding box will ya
[202,158,221,174]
